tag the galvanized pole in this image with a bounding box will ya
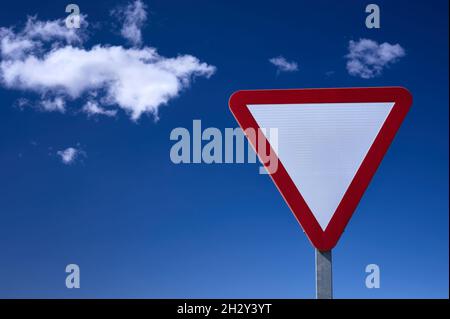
[315,249,332,299]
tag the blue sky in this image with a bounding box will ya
[0,0,448,298]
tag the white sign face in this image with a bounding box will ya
[248,102,394,230]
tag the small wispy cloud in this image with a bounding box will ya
[346,38,405,79]
[40,97,66,113]
[0,15,86,59]
[57,147,85,165]
[112,0,147,47]
[269,56,298,73]
[82,101,117,117]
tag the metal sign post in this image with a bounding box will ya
[315,249,332,299]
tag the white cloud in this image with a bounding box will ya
[83,101,117,117]
[57,147,85,165]
[23,15,86,44]
[40,96,66,112]
[0,9,215,121]
[0,29,35,59]
[269,56,298,72]
[0,15,86,59]
[112,0,147,47]
[346,38,405,79]
[1,45,215,120]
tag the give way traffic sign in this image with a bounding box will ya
[229,87,412,251]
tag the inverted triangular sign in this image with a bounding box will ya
[229,87,412,250]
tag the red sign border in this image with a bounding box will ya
[229,87,412,250]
